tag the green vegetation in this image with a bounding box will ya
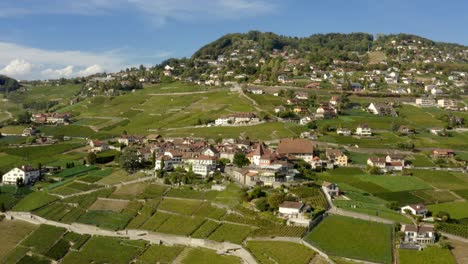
[208,223,252,244]
[12,191,58,211]
[136,244,184,264]
[428,201,468,219]
[21,225,67,254]
[247,241,316,264]
[191,220,221,238]
[399,247,456,264]
[0,220,37,261]
[62,236,147,264]
[305,215,393,264]
[181,248,241,264]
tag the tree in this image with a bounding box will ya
[0,202,5,212]
[120,147,142,172]
[255,197,269,211]
[87,152,97,165]
[233,152,250,168]
[151,152,156,167]
[267,192,285,210]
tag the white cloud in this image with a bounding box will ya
[0,42,127,80]
[0,59,35,78]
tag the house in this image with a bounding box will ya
[117,135,142,146]
[295,92,308,100]
[201,146,219,158]
[304,82,320,89]
[278,201,305,217]
[146,134,163,143]
[329,96,340,107]
[337,128,351,136]
[22,127,38,137]
[356,124,372,136]
[401,204,428,217]
[248,88,264,95]
[430,88,444,95]
[401,225,435,246]
[367,157,386,169]
[398,125,415,135]
[274,106,286,113]
[429,127,444,136]
[315,105,337,119]
[247,143,277,166]
[299,116,312,125]
[277,138,314,163]
[293,106,309,115]
[386,154,406,167]
[437,99,456,109]
[350,82,363,91]
[31,112,73,125]
[137,147,153,162]
[278,75,289,83]
[2,166,41,185]
[89,140,109,153]
[215,113,259,126]
[189,155,217,177]
[368,103,397,116]
[326,149,348,167]
[322,182,340,197]
[431,149,455,159]
[415,98,436,107]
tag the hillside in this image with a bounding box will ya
[0,75,20,93]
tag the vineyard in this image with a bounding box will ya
[437,222,468,238]
[289,186,328,209]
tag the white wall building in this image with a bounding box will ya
[2,166,40,185]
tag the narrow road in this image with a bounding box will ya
[4,212,258,264]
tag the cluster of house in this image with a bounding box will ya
[231,138,348,187]
[367,154,406,173]
[337,123,373,137]
[367,102,397,116]
[31,112,73,125]
[400,204,435,249]
[214,112,260,126]
[415,97,463,110]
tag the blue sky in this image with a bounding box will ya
[0,0,467,80]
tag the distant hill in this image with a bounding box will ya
[0,75,20,93]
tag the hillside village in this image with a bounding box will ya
[0,31,468,264]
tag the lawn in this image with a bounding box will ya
[247,241,316,264]
[180,248,241,264]
[305,215,393,264]
[399,246,456,264]
[0,220,37,261]
[427,201,468,219]
[61,236,147,264]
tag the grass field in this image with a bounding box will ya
[208,223,252,244]
[399,246,456,264]
[247,241,316,264]
[12,191,58,211]
[62,236,147,264]
[0,220,37,261]
[411,170,468,190]
[180,248,241,264]
[21,224,67,255]
[88,198,129,211]
[427,201,468,219]
[305,215,393,264]
[136,244,184,264]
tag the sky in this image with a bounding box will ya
[0,0,467,80]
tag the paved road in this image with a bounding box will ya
[4,212,258,264]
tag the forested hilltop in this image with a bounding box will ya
[0,75,20,93]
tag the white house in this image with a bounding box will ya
[299,116,312,125]
[2,166,40,185]
[278,201,305,217]
[401,204,428,217]
[337,128,352,136]
[402,225,435,245]
[356,124,372,136]
[415,98,436,107]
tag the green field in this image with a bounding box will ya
[399,247,456,264]
[136,244,185,264]
[21,225,67,255]
[12,191,58,211]
[247,241,316,264]
[180,248,241,264]
[427,201,468,219]
[0,220,37,261]
[305,215,393,264]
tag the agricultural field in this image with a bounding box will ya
[136,244,185,264]
[247,241,316,264]
[0,220,37,261]
[180,248,241,264]
[399,246,456,264]
[12,191,58,211]
[427,201,468,219]
[305,215,393,264]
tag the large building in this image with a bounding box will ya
[2,166,40,185]
[277,138,314,163]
